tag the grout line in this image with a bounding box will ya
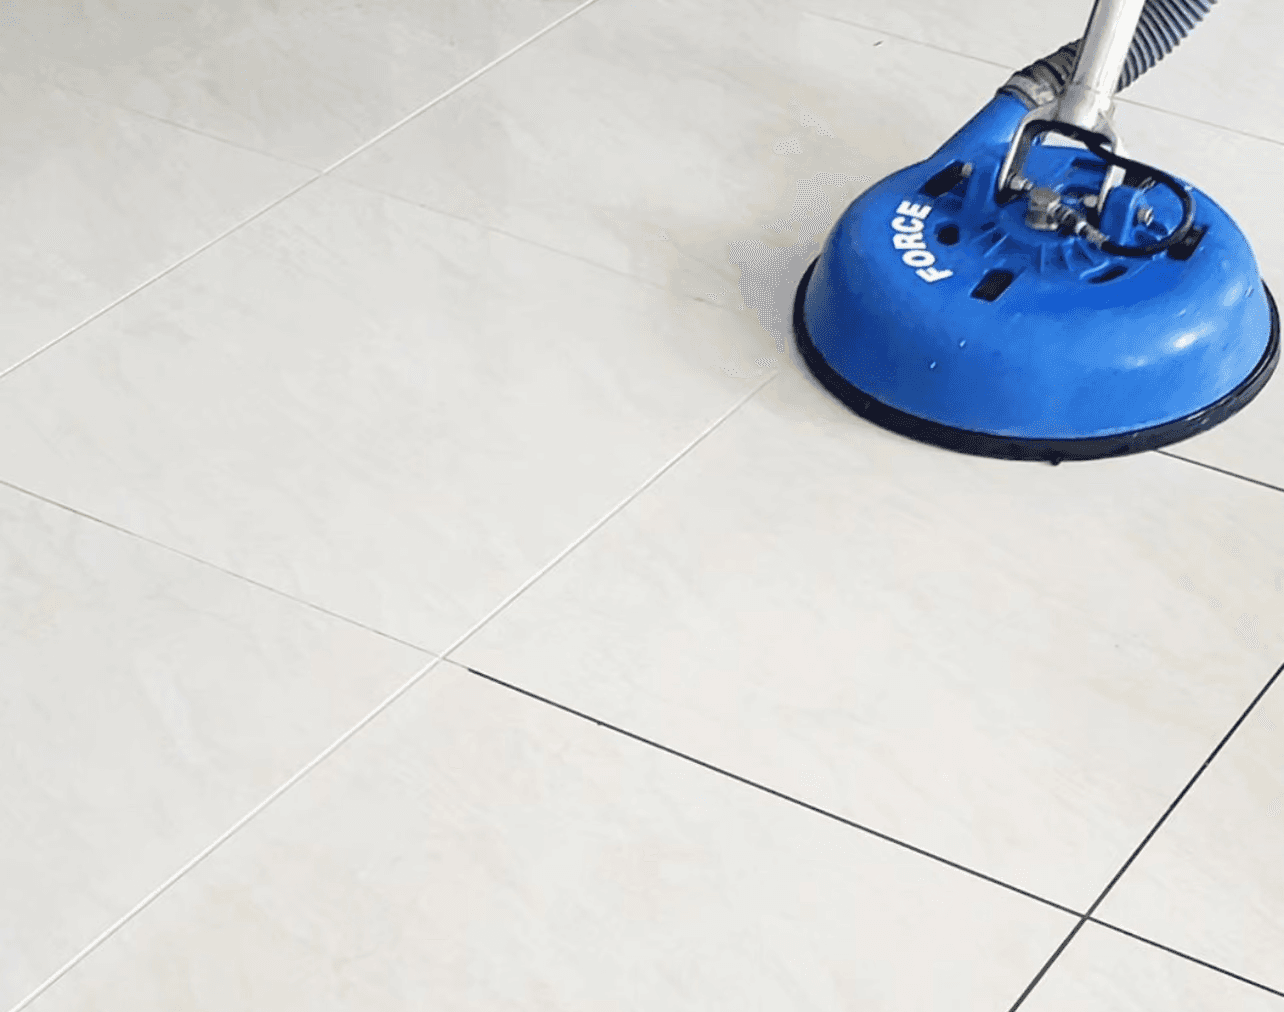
[15,64,320,171]
[1155,449,1284,495]
[334,175,681,294]
[1089,918,1284,999]
[807,11,1012,72]
[7,370,774,1012]
[315,0,604,178]
[1007,922,1091,1011]
[1111,97,1284,150]
[0,476,439,659]
[0,0,606,389]
[1080,661,1284,917]
[0,176,318,385]
[809,10,1284,151]
[1007,658,1284,1010]
[465,665,1085,919]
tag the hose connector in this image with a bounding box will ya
[998,43,1080,110]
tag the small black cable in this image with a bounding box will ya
[1011,120,1196,257]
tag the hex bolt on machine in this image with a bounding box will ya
[794,0,1279,463]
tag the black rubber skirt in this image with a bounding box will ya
[793,259,1281,465]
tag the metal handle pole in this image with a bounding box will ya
[1056,0,1148,131]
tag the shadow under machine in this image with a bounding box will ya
[794,0,1279,463]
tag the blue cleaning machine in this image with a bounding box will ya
[794,0,1278,463]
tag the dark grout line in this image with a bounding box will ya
[463,664,1084,919]
[7,366,772,1012]
[1155,449,1284,495]
[1007,921,1090,1010]
[1081,660,1284,921]
[1008,658,1284,1010]
[1090,917,1284,999]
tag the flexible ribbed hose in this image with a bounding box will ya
[1001,0,1218,107]
[1116,0,1217,91]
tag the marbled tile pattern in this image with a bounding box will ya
[1022,922,1284,1012]
[0,72,310,373]
[1094,672,1284,995]
[0,175,772,653]
[19,665,1077,1012]
[457,368,1284,911]
[3,1,1283,1010]
[0,0,588,168]
[0,482,427,1009]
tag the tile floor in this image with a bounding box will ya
[2,1,1282,1009]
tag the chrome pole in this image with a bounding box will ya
[1056,0,1148,131]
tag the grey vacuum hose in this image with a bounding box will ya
[1117,0,1217,90]
[1001,0,1218,108]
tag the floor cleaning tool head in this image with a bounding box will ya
[795,0,1278,463]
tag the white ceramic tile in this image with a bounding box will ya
[801,0,1284,146]
[796,0,1085,71]
[0,481,427,1010]
[1115,0,1284,145]
[335,0,1007,302]
[455,365,1284,911]
[0,72,310,374]
[1091,670,1284,993]
[1022,921,1284,1010]
[0,175,772,654]
[0,0,587,169]
[17,663,1074,1012]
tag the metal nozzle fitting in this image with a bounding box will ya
[1025,187,1064,231]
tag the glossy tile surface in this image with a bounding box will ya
[805,0,1284,145]
[336,2,1002,300]
[0,482,426,1010]
[20,665,1074,1012]
[1094,671,1284,994]
[4,0,1284,1008]
[0,175,770,653]
[458,366,1284,910]
[1024,922,1284,1010]
[0,72,309,373]
[0,0,587,168]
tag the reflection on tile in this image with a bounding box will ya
[0,176,772,653]
[0,482,426,1010]
[1023,922,1284,1011]
[336,1,1004,301]
[1099,102,1284,489]
[0,0,587,169]
[1094,671,1284,994]
[0,73,310,374]
[457,365,1284,910]
[22,665,1074,1012]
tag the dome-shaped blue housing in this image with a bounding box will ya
[795,92,1278,463]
